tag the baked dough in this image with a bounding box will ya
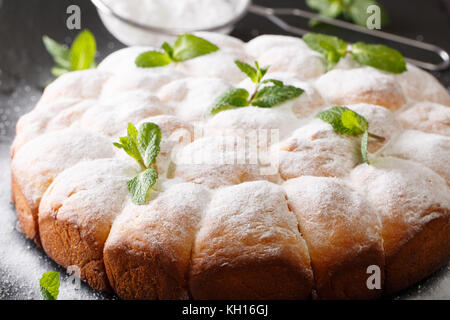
[10,32,450,299]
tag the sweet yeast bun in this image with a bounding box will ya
[38,159,137,292]
[275,119,360,180]
[11,98,91,157]
[315,67,406,110]
[104,183,211,299]
[37,69,111,107]
[158,77,232,122]
[381,130,450,185]
[173,136,281,188]
[396,101,450,136]
[245,34,310,58]
[349,157,450,293]
[11,129,115,243]
[80,90,167,137]
[284,176,384,299]
[205,106,299,144]
[189,181,314,299]
[396,64,450,106]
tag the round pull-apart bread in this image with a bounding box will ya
[10,32,450,299]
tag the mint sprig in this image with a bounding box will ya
[43,29,97,78]
[135,34,219,68]
[114,122,162,205]
[303,33,348,70]
[211,61,304,115]
[306,0,389,28]
[316,106,385,164]
[303,33,406,73]
[40,271,60,300]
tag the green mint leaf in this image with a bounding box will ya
[316,106,368,135]
[351,42,407,73]
[346,0,389,28]
[303,33,348,69]
[40,271,60,300]
[43,35,71,70]
[341,109,368,134]
[306,0,343,19]
[128,168,158,205]
[251,83,304,108]
[135,51,172,68]
[211,88,250,115]
[262,79,283,87]
[161,42,174,59]
[137,122,162,168]
[235,60,259,83]
[70,30,97,71]
[172,34,219,62]
[114,123,144,169]
[361,130,369,164]
[51,66,70,77]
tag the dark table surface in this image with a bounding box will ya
[0,0,449,300]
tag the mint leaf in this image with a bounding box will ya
[235,60,258,83]
[262,79,283,87]
[113,123,144,169]
[172,34,219,62]
[234,60,269,84]
[341,109,368,134]
[303,33,348,69]
[252,83,304,108]
[70,29,97,71]
[136,34,219,68]
[161,42,174,59]
[51,66,70,77]
[138,122,162,168]
[351,42,407,73]
[128,168,158,205]
[316,106,368,135]
[43,35,71,70]
[361,130,369,164]
[306,0,343,19]
[316,106,384,164]
[114,122,162,205]
[135,51,172,68]
[211,88,250,115]
[40,271,60,300]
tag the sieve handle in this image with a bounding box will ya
[248,4,450,72]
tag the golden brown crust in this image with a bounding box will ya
[11,173,40,245]
[384,211,450,294]
[104,237,189,300]
[189,250,314,300]
[38,202,112,292]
